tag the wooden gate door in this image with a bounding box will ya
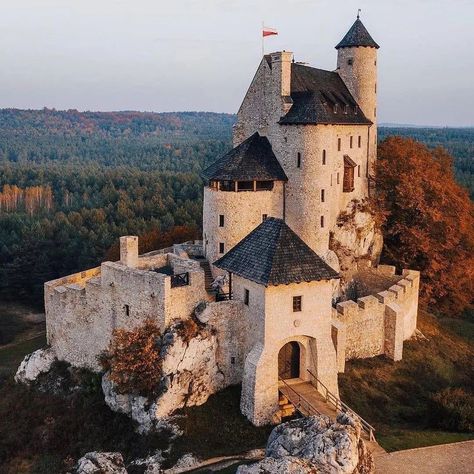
[278,342,300,379]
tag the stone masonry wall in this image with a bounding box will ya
[45,251,209,370]
[333,265,420,363]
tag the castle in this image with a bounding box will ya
[44,17,420,426]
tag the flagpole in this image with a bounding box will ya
[262,21,264,58]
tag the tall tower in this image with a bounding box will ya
[336,16,379,176]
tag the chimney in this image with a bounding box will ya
[270,51,293,98]
[120,236,138,268]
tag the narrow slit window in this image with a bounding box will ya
[322,149,326,165]
[124,304,130,316]
[350,136,353,148]
[321,215,325,228]
[337,172,340,185]
[293,296,302,312]
[358,136,362,148]
[338,138,341,151]
[262,214,268,222]
[358,165,361,177]
[321,189,325,202]
[219,242,225,254]
[219,215,224,227]
[244,289,249,306]
[297,152,301,168]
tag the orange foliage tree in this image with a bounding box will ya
[375,137,474,314]
[105,225,200,261]
[99,320,162,396]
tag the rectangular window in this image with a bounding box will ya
[220,180,234,192]
[358,136,362,148]
[219,215,224,227]
[321,189,325,202]
[321,215,325,228]
[219,242,225,254]
[358,165,361,177]
[297,152,301,168]
[347,58,353,66]
[237,181,253,192]
[350,136,353,148]
[293,296,302,312]
[244,289,249,306]
[262,214,268,221]
[256,181,274,191]
[330,174,333,186]
[231,357,236,364]
[322,149,326,165]
[338,138,341,151]
[337,172,340,185]
[124,304,130,316]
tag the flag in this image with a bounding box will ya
[263,27,278,37]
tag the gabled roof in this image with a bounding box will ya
[214,218,340,286]
[336,18,380,50]
[201,132,288,182]
[279,64,372,126]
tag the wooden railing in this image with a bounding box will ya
[278,377,322,418]
[170,272,189,288]
[307,369,376,441]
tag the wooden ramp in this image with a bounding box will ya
[278,373,382,448]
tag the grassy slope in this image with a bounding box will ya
[339,309,474,452]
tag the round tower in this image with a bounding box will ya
[201,132,287,276]
[336,15,379,175]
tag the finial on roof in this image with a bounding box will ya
[357,8,361,19]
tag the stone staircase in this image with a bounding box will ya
[199,260,216,294]
[278,393,296,419]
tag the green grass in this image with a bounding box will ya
[0,334,46,379]
[339,310,474,452]
[439,318,474,343]
[378,429,474,452]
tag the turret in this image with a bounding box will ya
[336,16,379,176]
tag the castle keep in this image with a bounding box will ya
[44,18,420,426]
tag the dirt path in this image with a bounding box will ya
[374,440,474,474]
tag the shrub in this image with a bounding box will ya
[99,320,162,396]
[429,387,474,432]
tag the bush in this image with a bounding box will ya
[99,320,162,396]
[430,387,474,432]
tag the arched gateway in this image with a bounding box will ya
[278,341,300,379]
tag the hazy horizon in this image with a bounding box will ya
[1,0,473,127]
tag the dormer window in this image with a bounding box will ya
[344,105,349,114]
[333,104,338,114]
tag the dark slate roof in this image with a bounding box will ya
[201,132,288,182]
[335,18,379,49]
[214,218,340,286]
[279,63,372,126]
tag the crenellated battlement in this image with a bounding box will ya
[332,266,420,368]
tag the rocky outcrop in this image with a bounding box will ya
[103,320,225,433]
[73,452,127,474]
[238,413,374,474]
[15,347,56,384]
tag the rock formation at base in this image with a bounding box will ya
[15,347,57,384]
[73,452,127,474]
[102,320,225,433]
[238,413,374,474]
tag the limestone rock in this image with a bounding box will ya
[15,348,56,384]
[102,320,225,433]
[129,451,165,474]
[74,452,127,474]
[242,413,374,474]
[164,453,200,473]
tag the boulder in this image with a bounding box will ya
[164,453,200,473]
[240,413,374,474]
[102,320,225,433]
[15,348,56,384]
[129,451,165,474]
[74,452,127,474]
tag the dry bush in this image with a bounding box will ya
[430,387,474,432]
[99,320,162,396]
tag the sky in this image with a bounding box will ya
[1,0,473,126]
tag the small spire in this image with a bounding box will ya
[357,8,361,19]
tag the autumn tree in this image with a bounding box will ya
[99,320,162,396]
[375,137,474,314]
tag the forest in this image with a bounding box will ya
[0,108,472,307]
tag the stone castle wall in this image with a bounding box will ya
[333,265,420,364]
[203,183,284,273]
[45,247,209,370]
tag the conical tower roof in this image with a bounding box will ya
[336,18,379,49]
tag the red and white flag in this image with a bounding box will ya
[263,27,278,37]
